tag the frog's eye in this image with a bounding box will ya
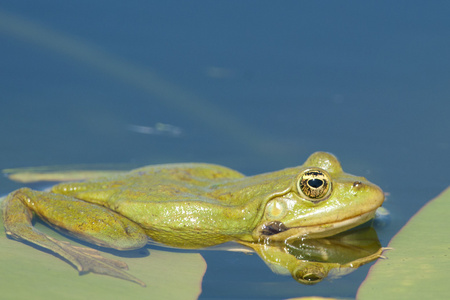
[297,169,332,202]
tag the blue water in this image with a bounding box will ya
[1,1,449,299]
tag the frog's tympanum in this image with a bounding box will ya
[1,152,384,286]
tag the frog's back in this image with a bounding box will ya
[130,163,245,182]
[52,162,245,205]
[117,163,246,202]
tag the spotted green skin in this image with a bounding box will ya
[2,152,384,251]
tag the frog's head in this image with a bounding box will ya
[252,152,385,241]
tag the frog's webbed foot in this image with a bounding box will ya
[49,237,146,287]
[2,188,148,287]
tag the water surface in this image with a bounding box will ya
[1,1,449,299]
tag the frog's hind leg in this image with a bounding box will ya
[1,188,148,286]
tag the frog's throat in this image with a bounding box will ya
[259,210,377,241]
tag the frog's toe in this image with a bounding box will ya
[49,237,146,287]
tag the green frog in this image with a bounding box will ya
[1,152,384,286]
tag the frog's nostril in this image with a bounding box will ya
[352,181,362,188]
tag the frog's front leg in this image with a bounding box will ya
[2,188,148,286]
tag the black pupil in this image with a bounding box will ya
[303,274,321,282]
[308,178,323,188]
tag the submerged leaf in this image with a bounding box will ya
[3,166,128,183]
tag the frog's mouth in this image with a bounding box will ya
[255,210,377,241]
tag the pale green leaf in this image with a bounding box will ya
[357,187,450,299]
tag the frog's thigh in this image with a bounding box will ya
[6,188,147,250]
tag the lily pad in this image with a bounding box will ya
[0,197,206,300]
[357,187,450,299]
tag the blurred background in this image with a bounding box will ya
[1,1,449,299]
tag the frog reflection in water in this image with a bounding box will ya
[2,152,384,286]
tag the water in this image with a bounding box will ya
[1,1,449,299]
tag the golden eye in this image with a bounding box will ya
[297,169,331,202]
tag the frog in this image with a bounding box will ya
[1,152,384,286]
